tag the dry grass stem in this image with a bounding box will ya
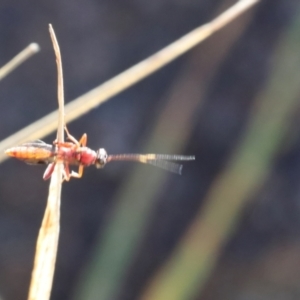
[0,0,259,162]
[0,43,40,81]
[49,24,65,142]
[27,25,64,300]
[27,170,62,300]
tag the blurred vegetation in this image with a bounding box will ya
[1,1,300,300]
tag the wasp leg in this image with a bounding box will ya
[64,126,87,146]
[68,164,84,179]
[64,126,79,145]
[78,134,87,147]
[43,162,56,180]
[63,163,71,182]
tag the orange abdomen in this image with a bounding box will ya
[5,144,55,164]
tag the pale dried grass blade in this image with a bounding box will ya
[27,168,62,300]
[49,24,64,142]
[27,25,64,300]
[0,43,40,81]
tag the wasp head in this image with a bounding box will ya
[95,148,108,168]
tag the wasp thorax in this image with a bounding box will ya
[95,148,108,168]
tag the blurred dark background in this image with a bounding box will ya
[1,0,300,299]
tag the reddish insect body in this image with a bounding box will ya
[6,141,54,164]
[5,128,195,181]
